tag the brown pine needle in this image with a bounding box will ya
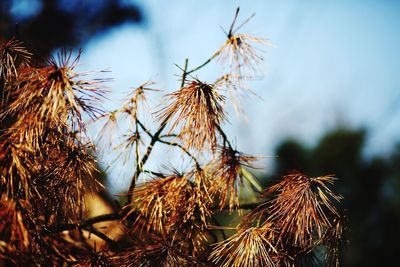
[265,171,342,248]
[157,79,226,151]
[211,146,259,210]
[209,226,277,267]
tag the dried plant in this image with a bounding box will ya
[215,7,269,75]
[209,226,277,267]
[124,169,212,246]
[158,78,226,150]
[0,197,30,252]
[211,146,259,210]
[0,38,31,96]
[266,172,342,248]
[114,237,199,267]
[324,215,345,267]
[0,7,345,267]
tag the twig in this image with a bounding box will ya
[137,119,153,138]
[158,139,201,169]
[127,59,189,203]
[186,53,219,75]
[210,217,228,240]
[215,123,233,149]
[48,222,119,249]
[159,133,179,138]
[82,225,119,249]
[142,169,166,177]
[211,202,262,211]
[83,213,122,226]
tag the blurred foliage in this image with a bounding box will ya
[273,128,400,267]
[0,0,143,57]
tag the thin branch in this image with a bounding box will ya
[186,53,219,75]
[127,59,189,203]
[48,222,119,249]
[159,133,179,139]
[137,119,153,138]
[158,139,201,169]
[215,123,233,149]
[180,58,189,88]
[81,225,119,249]
[211,202,263,211]
[237,202,263,210]
[142,169,166,177]
[83,213,122,226]
[134,119,141,182]
[210,217,228,240]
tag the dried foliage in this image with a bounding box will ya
[0,197,30,252]
[0,38,107,265]
[209,226,277,267]
[242,172,344,266]
[123,169,212,248]
[266,172,342,248]
[324,215,345,267]
[211,146,259,210]
[114,237,199,267]
[0,7,346,267]
[158,79,226,150]
[215,8,269,76]
[0,38,31,93]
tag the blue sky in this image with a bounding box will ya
[73,0,400,191]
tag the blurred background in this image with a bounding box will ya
[1,0,400,266]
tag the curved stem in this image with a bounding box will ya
[159,133,178,139]
[137,119,153,138]
[186,52,220,75]
[134,119,140,181]
[211,202,262,211]
[215,123,233,149]
[83,213,122,225]
[210,216,228,240]
[158,139,201,169]
[49,222,119,249]
[127,59,189,203]
[180,58,189,87]
[142,169,166,177]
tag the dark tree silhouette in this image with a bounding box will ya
[274,128,400,267]
[0,0,143,57]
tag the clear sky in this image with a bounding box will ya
[74,0,400,192]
